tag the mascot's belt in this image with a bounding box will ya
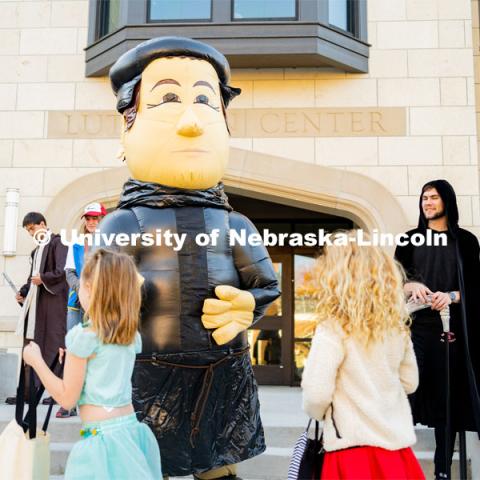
[137,346,250,447]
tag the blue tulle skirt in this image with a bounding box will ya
[65,413,162,479]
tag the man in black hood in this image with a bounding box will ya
[395,180,480,479]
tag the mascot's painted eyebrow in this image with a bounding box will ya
[151,79,216,93]
[193,80,215,93]
[151,78,180,91]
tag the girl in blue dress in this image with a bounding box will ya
[23,248,162,479]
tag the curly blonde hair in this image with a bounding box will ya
[313,231,410,345]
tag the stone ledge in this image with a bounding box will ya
[0,317,17,332]
[0,351,18,398]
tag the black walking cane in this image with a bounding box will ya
[440,306,467,479]
[459,431,467,479]
[440,307,468,479]
[440,307,451,479]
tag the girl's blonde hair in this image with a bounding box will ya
[313,231,410,345]
[81,248,141,345]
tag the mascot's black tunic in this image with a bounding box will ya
[99,179,280,476]
[395,180,480,436]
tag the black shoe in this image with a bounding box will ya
[5,396,35,405]
[42,396,57,405]
[194,477,242,480]
[56,407,77,418]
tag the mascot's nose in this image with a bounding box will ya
[176,107,204,137]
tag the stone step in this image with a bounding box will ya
[243,452,467,480]
[47,442,469,478]
[4,428,467,479]
[52,477,276,480]
[0,407,440,449]
[237,452,468,480]
[417,452,467,479]
[0,420,439,439]
[0,422,439,454]
[235,452,468,480]
[1,389,467,479]
[1,407,445,478]
[0,404,81,441]
[262,425,440,452]
[51,443,72,476]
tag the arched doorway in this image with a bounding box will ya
[45,148,407,234]
[45,148,407,385]
[228,192,354,385]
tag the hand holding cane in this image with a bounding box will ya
[440,306,452,479]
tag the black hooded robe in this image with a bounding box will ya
[395,180,480,435]
[98,180,280,477]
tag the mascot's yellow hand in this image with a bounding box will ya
[202,285,255,345]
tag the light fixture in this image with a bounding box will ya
[3,188,19,256]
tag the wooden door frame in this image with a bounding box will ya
[251,252,293,385]
[252,246,321,386]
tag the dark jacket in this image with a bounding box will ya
[395,180,480,433]
[20,234,68,367]
[98,179,280,476]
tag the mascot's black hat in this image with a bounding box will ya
[109,36,241,113]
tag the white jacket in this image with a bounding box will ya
[301,323,419,452]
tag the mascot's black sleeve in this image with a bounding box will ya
[95,209,141,255]
[229,211,281,323]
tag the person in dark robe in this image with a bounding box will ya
[7,212,68,408]
[395,180,480,479]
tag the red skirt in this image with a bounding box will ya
[321,446,425,480]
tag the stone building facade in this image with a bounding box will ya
[0,0,479,393]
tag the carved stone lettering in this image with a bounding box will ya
[48,108,406,139]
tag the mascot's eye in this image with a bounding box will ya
[195,94,209,104]
[147,92,181,109]
[163,92,180,103]
[194,94,220,111]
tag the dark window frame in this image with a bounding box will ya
[347,0,357,34]
[96,0,121,40]
[96,0,107,39]
[147,0,213,23]
[231,0,298,22]
[327,0,357,37]
[86,0,369,76]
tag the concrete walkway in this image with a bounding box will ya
[1,386,476,479]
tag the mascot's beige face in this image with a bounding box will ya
[123,57,230,189]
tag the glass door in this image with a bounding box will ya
[293,253,318,383]
[248,253,292,385]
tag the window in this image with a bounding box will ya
[149,0,212,22]
[86,0,369,76]
[97,0,121,38]
[233,0,297,20]
[329,0,354,34]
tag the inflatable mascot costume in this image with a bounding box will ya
[101,37,281,479]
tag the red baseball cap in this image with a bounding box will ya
[81,202,107,218]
